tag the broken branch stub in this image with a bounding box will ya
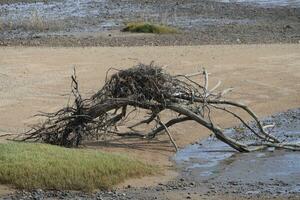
[21,63,300,152]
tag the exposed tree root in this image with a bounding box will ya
[19,63,300,152]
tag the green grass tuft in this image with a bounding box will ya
[122,22,178,34]
[0,143,154,192]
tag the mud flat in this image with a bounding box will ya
[0,0,299,46]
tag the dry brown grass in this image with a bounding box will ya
[1,10,64,32]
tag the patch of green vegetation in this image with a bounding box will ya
[122,22,178,34]
[0,143,154,191]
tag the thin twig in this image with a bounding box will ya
[157,116,178,152]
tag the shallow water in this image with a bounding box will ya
[174,108,300,194]
[213,0,300,7]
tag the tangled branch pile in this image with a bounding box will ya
[22,63,300,152]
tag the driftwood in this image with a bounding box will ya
[20,63,300,152]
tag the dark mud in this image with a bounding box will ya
[2,108,300,199]
[174,108,300,198]
[0,0,299,46]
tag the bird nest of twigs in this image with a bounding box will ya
[18,63,300,152]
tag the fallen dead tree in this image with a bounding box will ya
[20,63,300,152]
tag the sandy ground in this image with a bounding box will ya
[0,44,300,195]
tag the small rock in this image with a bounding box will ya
[267,147,275,152]
[228,181,238,185]
[246,190,260,195]
[284,25,292,29]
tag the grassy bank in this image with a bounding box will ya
[0,143,154,191]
